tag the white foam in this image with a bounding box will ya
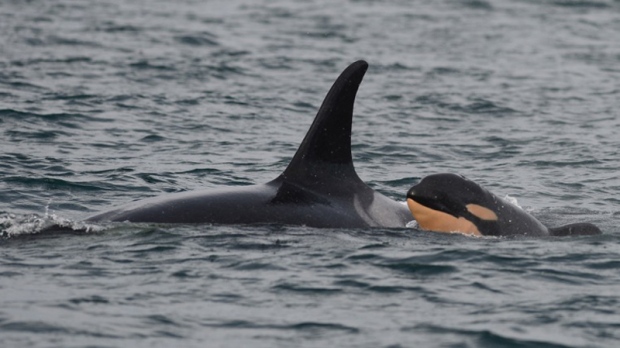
[405,220,418,228]
[503,194,522,209]
[1,208,105,238]
[1,213,48,237]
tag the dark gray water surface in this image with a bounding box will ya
[1,0,620,347]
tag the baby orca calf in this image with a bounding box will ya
[406,173,601,237]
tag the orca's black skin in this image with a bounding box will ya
[406,173,601,237]
[87,61,413,228]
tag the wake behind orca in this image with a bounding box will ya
[87,61,413,228]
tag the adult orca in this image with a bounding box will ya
[87,61,413,228]
[406,173,602,237]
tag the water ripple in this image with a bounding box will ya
[1,0,619,347]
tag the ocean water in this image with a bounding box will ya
[1,0,620,347]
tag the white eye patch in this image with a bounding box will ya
[466,204,498,221]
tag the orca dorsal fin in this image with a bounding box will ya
[281,60,368,185]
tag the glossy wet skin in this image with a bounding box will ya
[86,61,412,228]
[406,198,484,236]
[406,173,548,237]
[406,174,499,236]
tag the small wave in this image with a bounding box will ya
[6,129,69,140]
[415,95,518,117]
[0,205,104,239]
[380,260,458,276]
[174,34,219,47]
[129,60,176,71]
[206,319,359,334]
[12,57,92,66]
[288,322,359,334]
[3,176,114,192]
[47,35,102,48]
[409,324,575,347]
[95,23,141,33]
[0,109,105,122]
[0,320,119,339]
[457,0,493,10]
[333,279,426,294]
[549,0,612,9]
[272,283,342,294]
[139,134,167,143]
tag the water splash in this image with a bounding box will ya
[503,195,522,209]
[405,220,419,229]
[0,200,104,238]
